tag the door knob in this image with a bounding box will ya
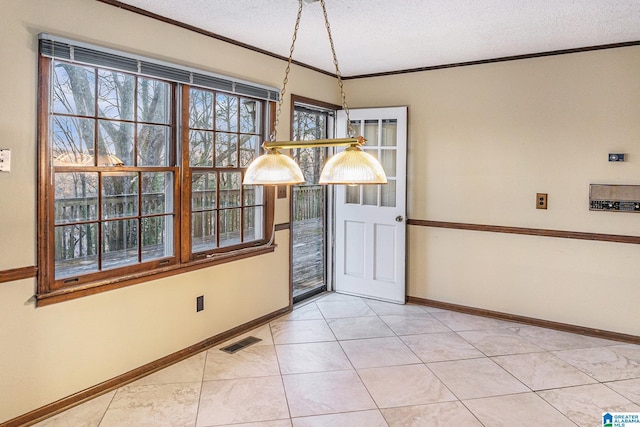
[395,216,404,222]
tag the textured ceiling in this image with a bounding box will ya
[112,0,640,77]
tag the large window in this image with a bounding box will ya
[37,43,275,303]
[187,88,264,256]
[49,62,177,288]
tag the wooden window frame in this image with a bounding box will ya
[36,56,275,306]
[181,86,270,262]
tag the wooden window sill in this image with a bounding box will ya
[35,244,276,307]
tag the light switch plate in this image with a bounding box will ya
[277,185,287,199]
[0,149,11,172]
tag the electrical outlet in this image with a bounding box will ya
[0,149,11,172]
[536,193,548,210]
[196,295,204,312]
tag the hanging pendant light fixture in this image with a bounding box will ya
[243,0,387,186]
[242,147,305,185]
[318,138,387,185]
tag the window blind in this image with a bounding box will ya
[39,33,280,102]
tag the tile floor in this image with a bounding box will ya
[34,292,640,426]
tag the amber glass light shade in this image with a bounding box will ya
[319,145,387,185]
[243,148,305,185]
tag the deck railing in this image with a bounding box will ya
[292,185,324,221]
[54,186,321,264]
[54,189,261,259]
[54,193,169,261]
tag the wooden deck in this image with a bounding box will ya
[292,217,325,298]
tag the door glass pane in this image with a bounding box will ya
[381,119,397,146]
[54,172,98,224]
[381,180,397,207]
[138,125,170,166]
[346,185,360,204]
[363,185,378,206]
[192,211,216,252]
[142,215,172,261]
[192,172,217,210]
[292,106,330,301]
[294,148,326,183]
[292,185,324,221]
[380,150,397,177]
[54,223,99,278]
[292,184,325,298]
[364,120,379,147]
[102,173,138,219]
[219,208,241,247]
[142,172,171,215]
[102,219,139,269]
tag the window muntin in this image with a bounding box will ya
[187,87,265,256]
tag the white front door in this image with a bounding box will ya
[333,107,407,303]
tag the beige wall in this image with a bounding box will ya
[0,0,339,422]
[345,46,640,336]
[3,0,640,422]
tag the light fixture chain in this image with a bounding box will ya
[271,0,304,142]
[320,0,355,137]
